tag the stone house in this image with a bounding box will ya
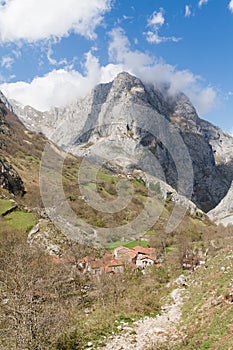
[136,255,157,269]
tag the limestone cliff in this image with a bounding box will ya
[10,72,233,212]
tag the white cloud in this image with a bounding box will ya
[229,0,233,12]
[0,0,111,42]
[145,9,181,44]
[108,28,152,67]
[146,31,181,44]
[147,10,165,28]
[185,5,191,17]
[1,28,217,115]
[1,66,102,111]
[47,46,68,66]
[12,49,21,59]
[188,86,216,115]
[146,31,163,44]
[198,0,209,8]
[1,55,14,69]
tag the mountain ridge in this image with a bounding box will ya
[9,72,233,215]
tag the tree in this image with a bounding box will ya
[0,230,85,349]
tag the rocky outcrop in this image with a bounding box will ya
[0,93,25,196]
[208,181,233,226]
[10,72,233,212]
[0,158,25,196]
[0,103,11,138]
[0,91,13,113]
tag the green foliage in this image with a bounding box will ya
[0,199,14,215]
[124,240,149,249]
[166,193,173,202]
[106,240,149,251]
[24,154,40,164]
[3,210,37,233]
[69,193,77,201]
[195,210,203,219]
[116,315,134,324]
[154,266,170,284]
[55,330,83,350]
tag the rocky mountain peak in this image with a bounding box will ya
[103,71,148,106]
[113,71,145,91]
[172,92,198,123]
[8,72,233,212]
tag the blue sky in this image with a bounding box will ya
[0,0,232,133]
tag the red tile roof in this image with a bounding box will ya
[90,260,102,269]
[101,266,114,273]
[107,259,124,267]
[102,253,115,262]
[133,246,156,256]
[122,251,137,259]
[115,247,137,260]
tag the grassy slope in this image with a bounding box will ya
[0,102,46,207]
[173,246,233,350]
[1,210,36,233]
[0,199,14,215]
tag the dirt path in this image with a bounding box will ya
[98,287,185,350]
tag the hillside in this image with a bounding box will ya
[1,74,233,350]
[0,92,46,207]
[175,246,233,350]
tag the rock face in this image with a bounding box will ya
[0,158,25,196]
[10,72,233,212]
[208,182,233,226]
[0,93,25,196]
[0,91,13,113]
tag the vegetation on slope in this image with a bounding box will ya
[0,229,171,350]
[174,245,233,350]
[1,102,233,349]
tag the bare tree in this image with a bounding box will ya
[0,230,85,349]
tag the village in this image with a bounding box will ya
[78,245,160,275]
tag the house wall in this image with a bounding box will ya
[136,258,154,269]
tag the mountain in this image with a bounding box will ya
[2,80,233,350]
[11,72,233,213]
